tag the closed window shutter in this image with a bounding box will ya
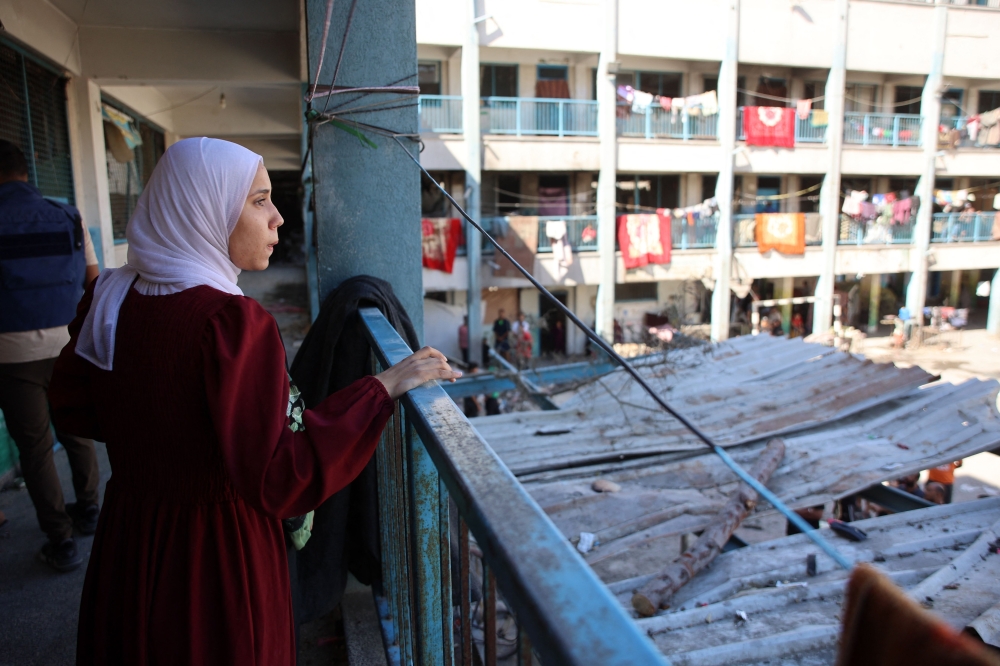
[0,40,75,205]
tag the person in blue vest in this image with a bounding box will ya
[0,140,101,572]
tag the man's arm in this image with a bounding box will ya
[81,224,100,287]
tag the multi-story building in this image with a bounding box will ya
[415,0,1000,358]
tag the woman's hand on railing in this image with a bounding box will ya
[375,346,462,400]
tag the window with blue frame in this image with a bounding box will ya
[536,65,569,99]
[480,64,518,98]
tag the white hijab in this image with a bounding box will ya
[75,137,263,371]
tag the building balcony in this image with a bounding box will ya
[617,105,718,141]
[418,94,463,133]
[733,213,825,248]
[481,97,599,137]
[843,113,921,147]
[942,117,1000,149]
[932,211,998,243]
[671,212,719,249]
[838,215,916,245]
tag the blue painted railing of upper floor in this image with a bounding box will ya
[943,117,1000,149]
[481,97,599,137]
[617,105,718,141]
[843,112,921,147]
[359,308,669,666]
[838,214,916,245]
[418,95,463,133]
[931,211,997,243]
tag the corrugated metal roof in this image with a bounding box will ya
[469,337,1000,662]
[475,335,937,475]
[623,498,1000,665]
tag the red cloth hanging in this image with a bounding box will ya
[421,218,463,273]
[743,106,796,148]
[616,213,672,269]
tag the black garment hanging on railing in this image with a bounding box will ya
[287,275,419,627]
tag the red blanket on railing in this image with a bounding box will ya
[421,218,463,273]
[744,106,796,148]
[617,213,671,269]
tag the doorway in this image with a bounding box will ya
[539,291,569,355]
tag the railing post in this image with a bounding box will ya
[559,100,565,137]
[645,107,652,139]
[516,99,522,137]
[682,112,690,141]
[974,214,982,242]
[863,114,870,146]
[893,115,900,148]
[408,425,445,665]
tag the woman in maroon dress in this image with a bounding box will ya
[49,137,459,665]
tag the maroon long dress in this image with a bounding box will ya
[49,284,394,666]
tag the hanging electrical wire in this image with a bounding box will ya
[390,132,853,571]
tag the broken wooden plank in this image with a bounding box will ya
[631,439,786,617]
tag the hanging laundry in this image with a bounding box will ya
[616,213,671,269]
[756,213,805,255]
[859,202,878,222]
[631,89,655,114]
[545,220,574,270]
[966,115,981,142]
[421,218,463,274]
[580,224,597,243]
[670,97,685,119]
[616,85,635,103]
[658,96,672,112]
[493,216,539,277]
[699,90,719,116]
[842,190,869,217]
[743,106,796,148]
[977,107,1000,146]
[796,99,812,120]
[683,94,703,116]
[811,109,829,127]
[994,192,1000,210]
[892,197,914,225]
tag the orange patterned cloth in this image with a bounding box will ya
[756,212,805,255]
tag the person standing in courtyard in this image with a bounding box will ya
[48,138,459,665]
[493,308,512,361]
[0,140,101,572]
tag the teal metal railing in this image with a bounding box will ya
[481,97,599,137]
[359,308,668,666]
[838,214,915,245]
[617,104,718,140]
[931,211,997,243]
[417,95,463,134]
[843,112,921,147]
[671,212,718,249]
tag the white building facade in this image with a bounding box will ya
[414,0,1000,355]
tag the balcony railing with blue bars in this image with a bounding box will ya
[931,211,998,243]
[617,105,719,140]
[671,212,719,249]
[470,216,599,254]
[735,108,828,143]
[359,308,667,666]
[843,113,921,147]
[418,95,463,134]
[481,97,599,137]
[838,214,916,245]
[943,117,1000,149]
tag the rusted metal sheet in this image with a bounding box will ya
[475,336,935,475]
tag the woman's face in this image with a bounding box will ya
[229,164,283,271]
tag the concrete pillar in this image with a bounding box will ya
[595,0,618,342]
[786,175,801,213]
[463,3,483,363]
[814,0,848,335]
[949,269,962,306]
[710,0,740,342]
[447,50,462,96]
[66,76,115,268]
[906,3,948,324]
[684,174,702,208]
[868,274,882,333]
[989,270,1000,337]
[779,276,793,334]
[306,0,422,331]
